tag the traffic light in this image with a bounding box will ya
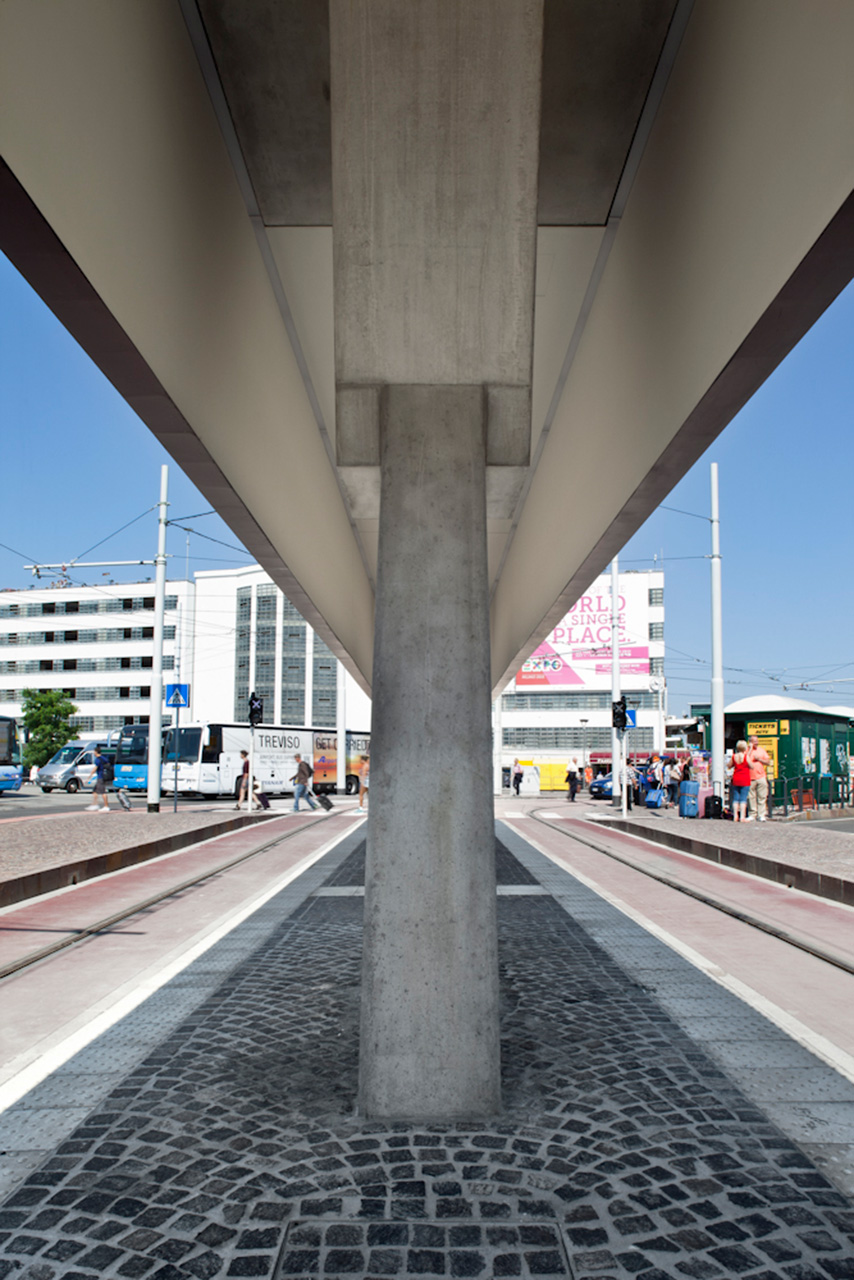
[612,696,627,730]
[248,691,263,727]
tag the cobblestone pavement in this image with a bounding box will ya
[1,830,853,1278]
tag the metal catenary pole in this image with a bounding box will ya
[337,661,347,796]
[611,556,623,809]
[249,717,255,811]
[173,701,180,814]
[147,466,169,813]
[710,462,725,798]
[493,689,504,796]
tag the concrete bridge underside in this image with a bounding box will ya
[1,0,852,1118]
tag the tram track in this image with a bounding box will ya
[527,808,854,978]
[0,813,334,982]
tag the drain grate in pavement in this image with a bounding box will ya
[274,1219,572,1278]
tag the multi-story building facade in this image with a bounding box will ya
[181,566,372,730]
[499,569,665,786]
[0,567,371,737]
[0,580,195,735]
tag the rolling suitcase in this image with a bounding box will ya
[314,791,333,812]
[704,794,723,819]
[255,791,271,810]
[116,788,132,811]
[678,792,699,818]
[645,788,666,808]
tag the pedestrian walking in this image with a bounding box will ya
[747,735,771,821]
[512,758,523,796]
[357,755,370,813]
[86,746,111,812]
[292,753,318,811]
[234,750,249,809]
[565,757,580,802]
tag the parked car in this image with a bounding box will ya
[589,772,613,800]
[37,740,116,793]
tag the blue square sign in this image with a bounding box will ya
[165,683,190,708]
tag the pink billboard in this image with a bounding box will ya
[516,575,656,690]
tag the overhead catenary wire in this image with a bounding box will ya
[70,507,157,566]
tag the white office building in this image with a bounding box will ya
[0,579,195,734]
[498,569,666,786]
[192,566,371,730]
[0,566,371,737]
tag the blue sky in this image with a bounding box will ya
[2,250,852,715]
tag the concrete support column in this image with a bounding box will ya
[359,385,500,1120]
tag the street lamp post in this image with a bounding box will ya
[580,717,588,791]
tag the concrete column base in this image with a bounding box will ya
[358,385,501,1120]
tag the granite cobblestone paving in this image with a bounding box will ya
[0,836,853,1278]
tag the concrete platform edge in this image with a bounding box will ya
[0,811,276,909]
[604,816,854,907]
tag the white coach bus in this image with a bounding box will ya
[160,721,370,799]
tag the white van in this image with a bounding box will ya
[37,738,116,794]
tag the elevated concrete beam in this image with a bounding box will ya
[331,0,542,462]
[0,1,374,691]
[491,0,854,692]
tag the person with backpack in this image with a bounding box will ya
[86,746,112,812]
[291,753,318,812]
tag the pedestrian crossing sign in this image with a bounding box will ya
[165,683,190,707]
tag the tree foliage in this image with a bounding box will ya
[21,688,78,769]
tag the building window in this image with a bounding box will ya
[234,586,252,719]
[648,622,664,641]
[650,657,664,676]
[312,638,337,726]
[503,690,660,711]
[503,725,655,751]
[42,602,55,615]
[44,632,55,644]
[282,598,305,624]
[648,588,664,607]
[63,630,78,643]
[123,598,133,611]
[120,687,130,699]
[40,659,52,672]
[256,584,277,621]
[64,600,79,614]
[144,597,155,610]
[63,659,77,672]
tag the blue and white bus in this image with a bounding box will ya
[0,716,23,793]
[113,722,168,792]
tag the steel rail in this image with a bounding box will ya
[527,810,854,979]
[0,813,334,982]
